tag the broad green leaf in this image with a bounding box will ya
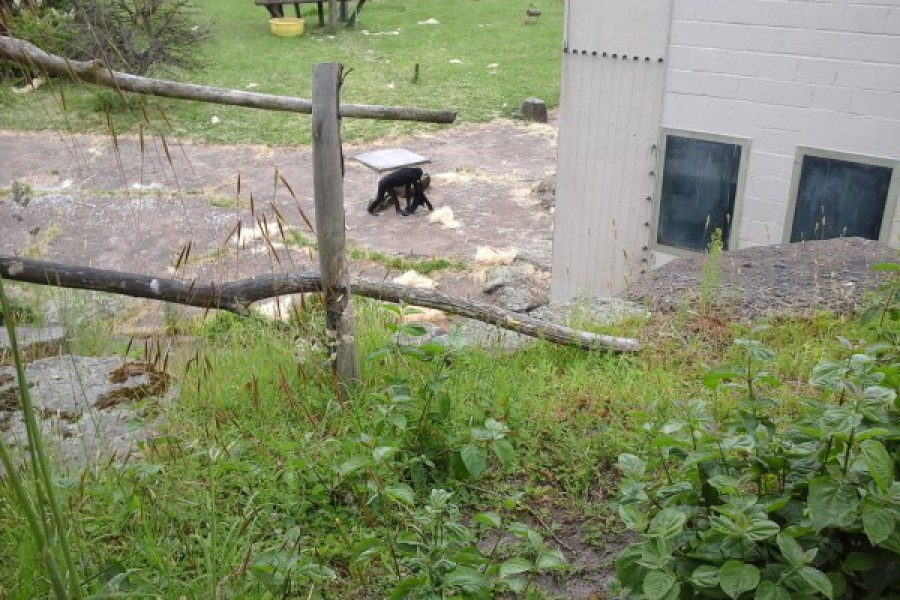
[619,503,648,531]
[506,576,528,593]
[535,549,567,571]
[508,522,543,545]
[859,439,893,492]
[390,577,428,600]
[617,453,647,477]
[372,446,398,462]
[398,346,428,360]
[418,342,447,355]
[390,576,427,599]
[798,566,833,599]
[855,427,891,442]
[735,338,775,362]
[470,427,494,442]
[484,417,509,437]
[810,360,847,391]
[689,565,719,588]
[491,439,517,468]
[443,566,489,594]
[459,444,487,478]
[807,476,859,531]
[351,538,385,565]
[336,455,369,478]
[398,323,428,337]
[639,537,674,570]
[499,557,532,578]
[473,511,502,529]
[746,519,780,541]
[862,504,895,545]
[647,508,687,539]
[776,533,805,566]
[755,580,791,600]
[703,366,742,388]
[719,560,760,599]
[722,434,756,453]
[382,484,415,507]
[643,570,677,600]
[864,385,897,404]
[615,546,648,590]
[453,548,487,567]
[660,421,686,434]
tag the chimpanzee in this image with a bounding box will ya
[366,167,433,216]
[265,4,284,17]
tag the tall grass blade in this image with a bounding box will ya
[0,275,81,598]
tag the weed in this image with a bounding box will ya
[699,228,724,312]
[348,244,465,275]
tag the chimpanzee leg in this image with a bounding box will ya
[266,5,284,17]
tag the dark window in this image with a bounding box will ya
[657,135,742,252]
[790,155,893,243]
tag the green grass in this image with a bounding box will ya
[1,282,883,597]
[0,0,563,145]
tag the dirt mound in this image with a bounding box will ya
[625,237,898,321]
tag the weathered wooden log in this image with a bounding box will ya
[0,256,641,352]
[0,35,456,123]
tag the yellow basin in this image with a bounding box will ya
[269,17,304,37]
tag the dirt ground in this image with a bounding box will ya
[3,120,898,328]
[0,120,557,322]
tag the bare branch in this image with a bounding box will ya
[0,256,641,352]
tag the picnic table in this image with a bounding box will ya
[255,0,367,28]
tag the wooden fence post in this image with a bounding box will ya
[311,63,361,392]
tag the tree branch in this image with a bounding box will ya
[0,256,640,352]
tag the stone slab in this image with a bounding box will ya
[351,148,430,172]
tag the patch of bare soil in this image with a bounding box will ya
[626,237,898,322]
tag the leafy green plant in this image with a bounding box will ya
[614,332,900,599]
[362,305,518,487]
[353,489,567,599]
[0,295,38,325]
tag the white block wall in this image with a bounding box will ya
[661,0,900,253]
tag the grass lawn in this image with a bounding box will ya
[0,0,564,145]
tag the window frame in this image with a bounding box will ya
[782,146,900,245]
[651,128,751,257]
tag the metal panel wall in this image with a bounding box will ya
[552,0,672,300]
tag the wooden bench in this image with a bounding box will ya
[255,0,350,27]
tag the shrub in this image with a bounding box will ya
[71,0,208,75]
[613,329,900,599]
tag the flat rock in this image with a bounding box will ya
[0,356,174,473]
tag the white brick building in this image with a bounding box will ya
[551,0,900,301]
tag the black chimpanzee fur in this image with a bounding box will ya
[366,167,433,216]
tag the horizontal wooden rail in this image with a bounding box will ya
[0,256,640,352]
[0,36,456,124]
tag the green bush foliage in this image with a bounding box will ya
[614,313,900,599]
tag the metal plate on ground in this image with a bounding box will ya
[351,148,430,172]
